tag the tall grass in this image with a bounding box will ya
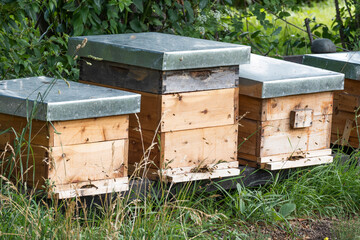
[1,144,360,239]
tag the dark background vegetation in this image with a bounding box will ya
[1,0,359,81]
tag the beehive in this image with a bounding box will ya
[68,32,251,182]
[238,54,344,170]
[303,52,360,147]
[0,77,140,198]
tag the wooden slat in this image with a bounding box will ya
[332,110,359,139]
[161,88,237,132]
[238,118,260,156]
[338,93,360,113]
[2,145,50,188]
[161,124,238,169]
[265,155,333,170]
[48,140,127,185]
[0,113,50,148]
[238,94,264,121]
[161,161,238,175]
[128,127,161,169]
[260,114,331,157]
[80,58,238,94]
[51,115,129,147]
[341,119,353,145]
[52,177,129,199]
[80,59,164,94]
[343,78,360,95]
[264,92,333,121]
[343,136,360,148]
[166,168,240,183]
[258,149,332,163]
[239,92,333,121]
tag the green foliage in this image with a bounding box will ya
[2,0,359,82]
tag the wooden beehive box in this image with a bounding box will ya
[238,54,344,170]
[68,32,251,182]
[303,52,360,147]
[0,77,140,198]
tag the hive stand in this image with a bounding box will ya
[68,32,251,182]
[0,77,140,198]
[303,52,360,147]
[238,54,344,170]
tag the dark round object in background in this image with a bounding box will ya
[311,38,337,53]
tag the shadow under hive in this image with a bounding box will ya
[238,54,344,170]
[303,52,360,147]
[0,77,140,198]
[69,32,251,182]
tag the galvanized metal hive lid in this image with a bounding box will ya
[0,76,141,121]
[303,52,360,80]
[68,32,251,71]
[239,54,344,99]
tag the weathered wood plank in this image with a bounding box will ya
[161,161,239,175]
[161,88,237,132]
[0,113,50,148]
[338,93,360,113]
[52,177,129,199]
[48,140,127,185]
[264,92,333,121]
[80,58,238,94]
[265,155,333,170]
[343,78,360,95]
[239,92,333,121]
[128,127,161,169]
[258,149,332,163]
[260,114,331,157]
[52,115,129,147]
[290,109,313,128]
[162,124,238,169]
[166,168,240,183]
[238,118,260,156]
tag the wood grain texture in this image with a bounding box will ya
[260,114,331,157]
[238,92,333,168]
[0,113,50,149]
[166,168,240,183]
[331,109,360,145]
[52,115,129,147]
[48,140,127,185]
[238,118,260,156]
[290,109,313,128]
[265,155,333,170]
[161,124,238,169]
[239,92,333,121]
[161,88,237,132]
[53,177,129,199]
[128,127,161,168]
[343,78,360,95]
[80,58,238,94]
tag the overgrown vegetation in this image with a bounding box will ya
[2,0,360,239]
[1,148,360,239]
[1,0,360,80]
